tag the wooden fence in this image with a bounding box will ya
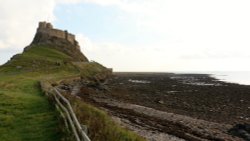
[53,88,91,141]
[40,81,91,141]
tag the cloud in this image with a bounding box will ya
[0,0,56,64]
[1,0,250,71]
[56,0,120,6]
[0,0,55,49]
[76,33,181,71]
[76,31,250,71]
[0,0,123,50]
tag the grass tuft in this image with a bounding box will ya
[63,94,145,141]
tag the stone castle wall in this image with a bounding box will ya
[66,32,76,44]
[37,22,76,45]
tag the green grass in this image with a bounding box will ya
[0,45,144,141]
[0,46,75,74]
[73,61,110,79]
[0,74,61,141]
[0,46,76,141]
[64,94,145,141]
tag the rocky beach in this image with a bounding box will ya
[69,72,250,141]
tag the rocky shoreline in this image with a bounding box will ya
[59,72,250,141]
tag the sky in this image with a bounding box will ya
[1,0,250,72]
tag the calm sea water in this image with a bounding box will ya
[210,71,250,85]
[176,71,250,85]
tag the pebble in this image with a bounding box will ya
[158,100,164,104]
[16,66,22,69]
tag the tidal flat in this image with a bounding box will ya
[75,72,250,140]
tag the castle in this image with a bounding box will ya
[37,22,78,46]
[25,21,89,61]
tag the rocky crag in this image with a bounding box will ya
[24,21,88,62]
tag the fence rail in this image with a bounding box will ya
[52,88,91,141]
[41,80,91,141]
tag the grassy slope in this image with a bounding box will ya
[0,46,77,141]
[0,74,61,141]
[0,46,145,141]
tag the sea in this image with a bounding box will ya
[210,71,250,86]
[176,71,250,86]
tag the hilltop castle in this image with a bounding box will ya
[34,22,80,50]
[26,22,89,62]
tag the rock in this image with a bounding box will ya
[229,124,250,141]
[158,100,164,104]
[59,85,71,91]
[16,66,22,69]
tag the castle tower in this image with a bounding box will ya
[65,30,68,40]
[38,22,47,29]
[38,22,53,29]
[46,23,53,29]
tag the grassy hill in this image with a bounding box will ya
[1,46,76,73]
[0,46,79,141]
[0,45,144,141]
